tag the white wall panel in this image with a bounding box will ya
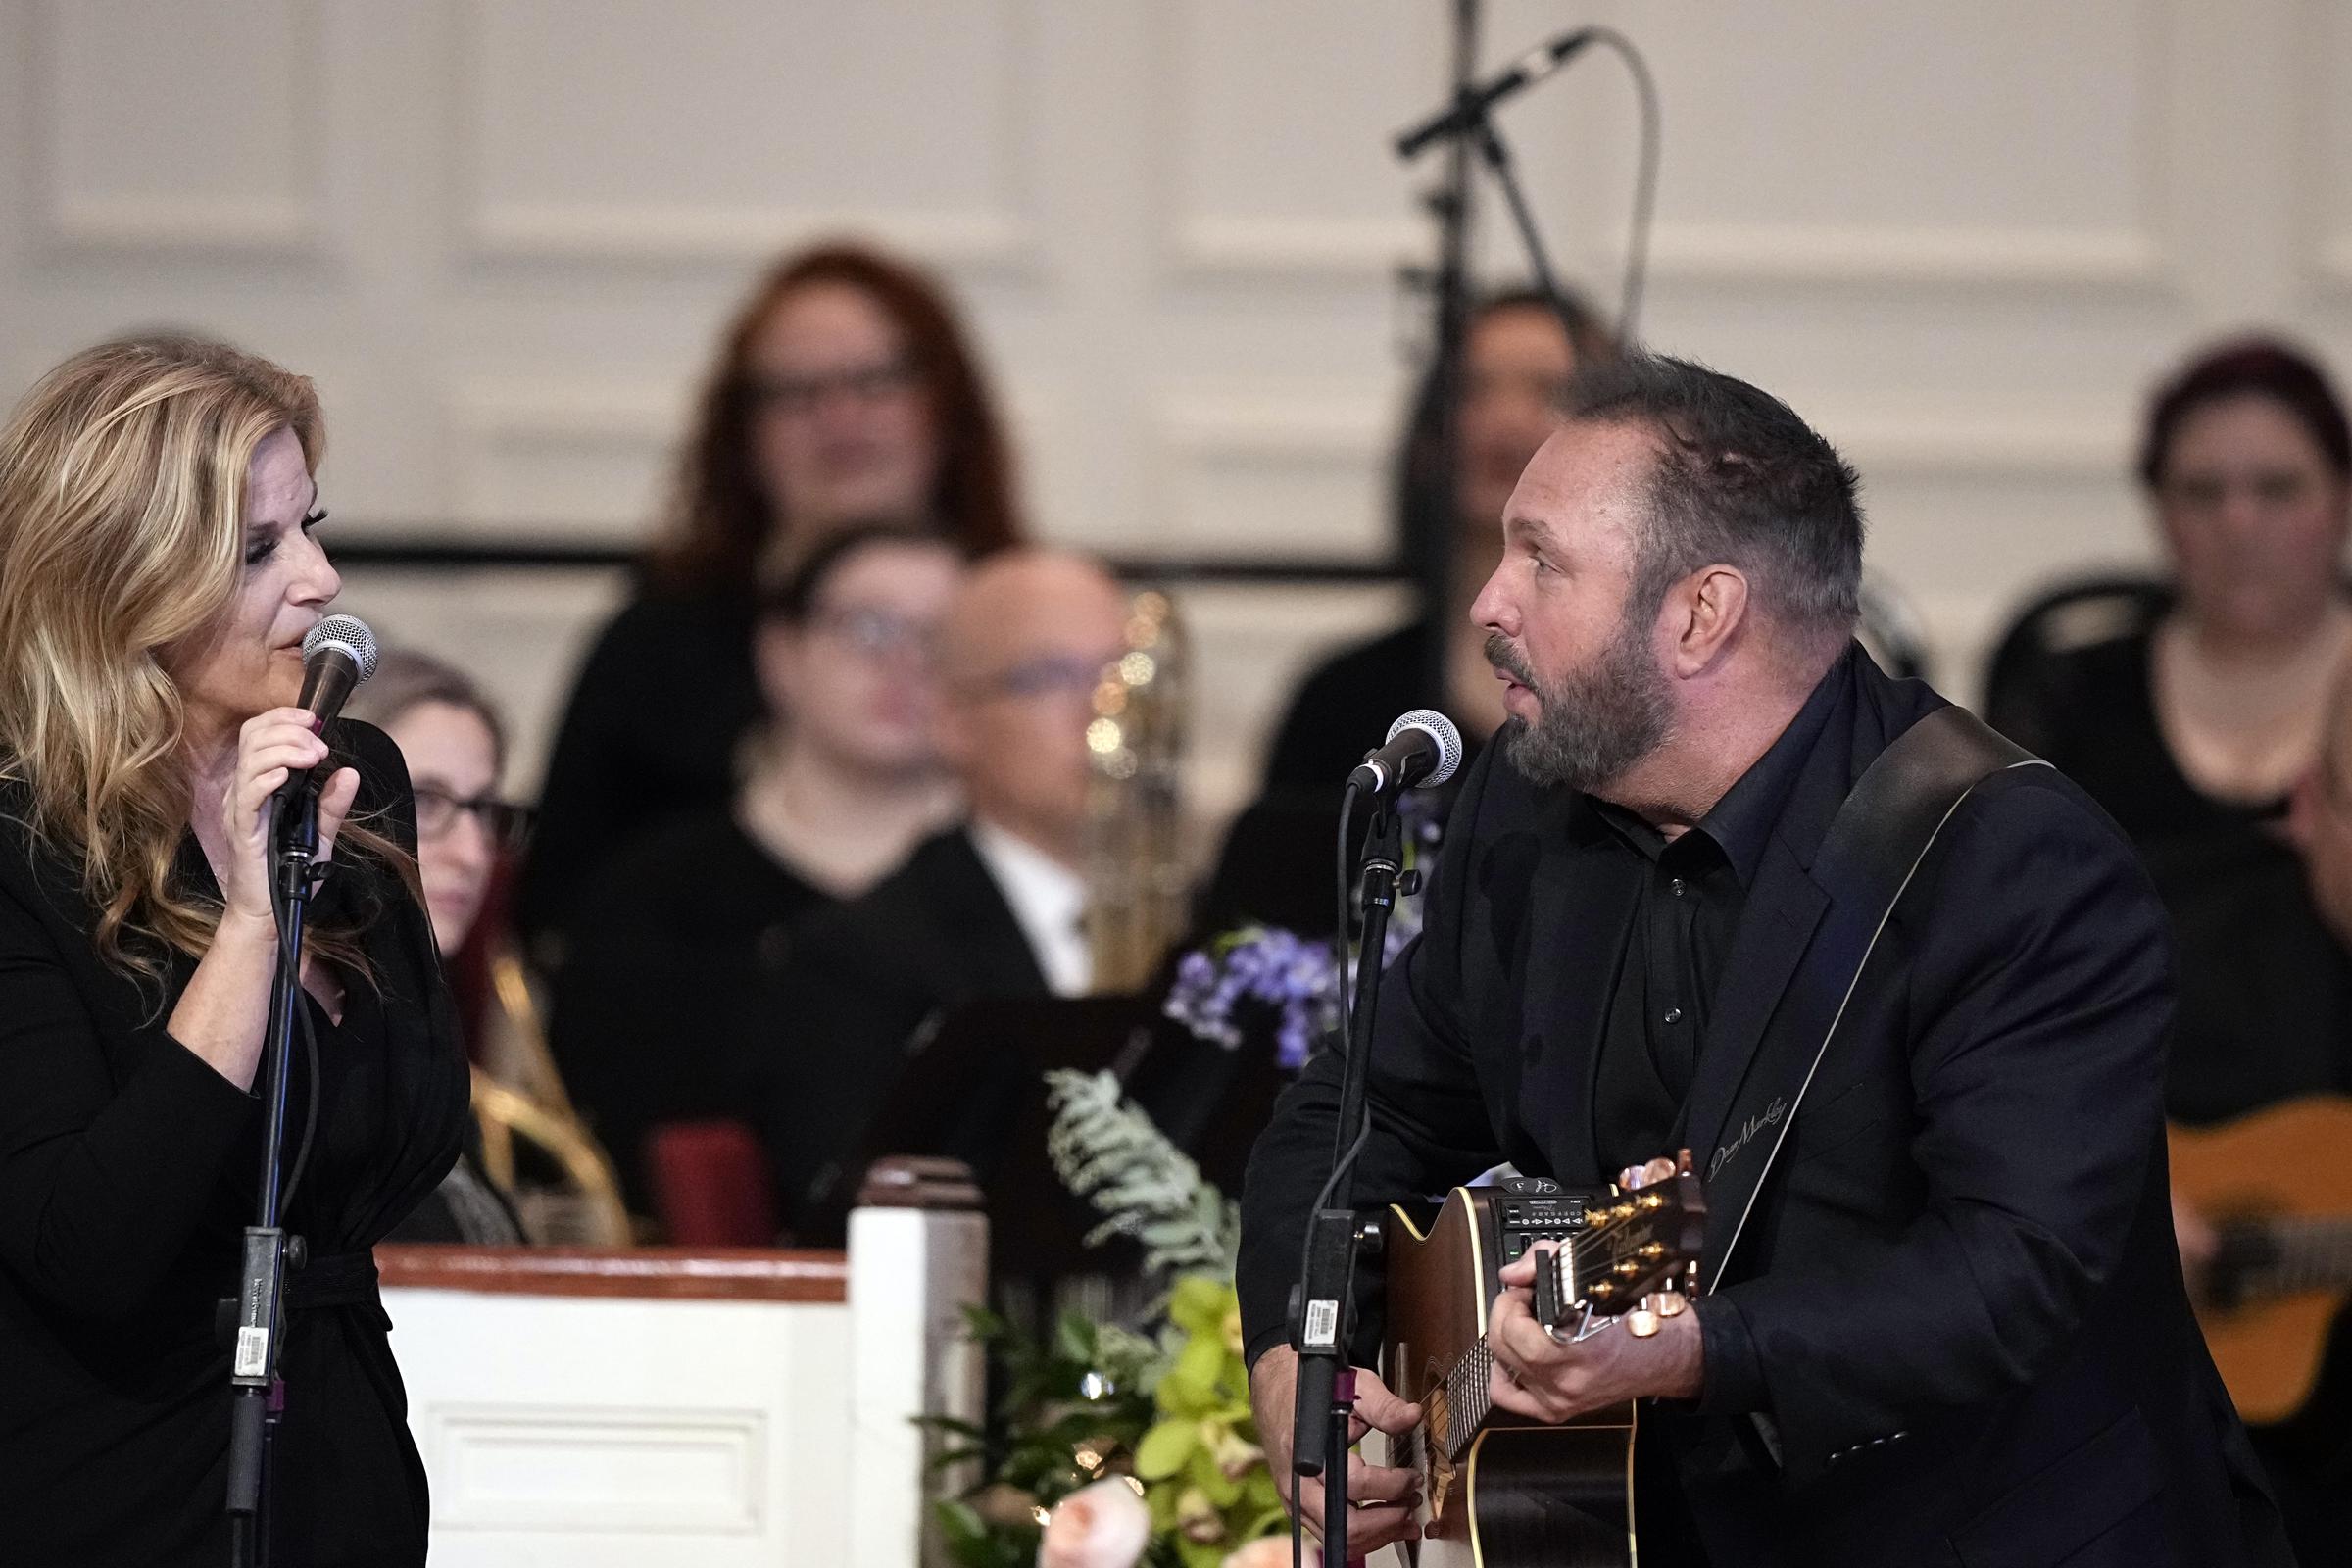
[26,0,325,255]
[2,0,2345,819]
[451,0,1037,269]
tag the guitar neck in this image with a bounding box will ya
[1428,1337,1498,1464]
[2249,1216,2352,1293]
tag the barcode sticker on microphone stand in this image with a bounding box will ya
[1303,1298,1340,1349]
[234,1326,270,1379]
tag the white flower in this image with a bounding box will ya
[1036,1477,1152,1568]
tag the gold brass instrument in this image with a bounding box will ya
[471,949,635,1245]
[1084,589,1190,994]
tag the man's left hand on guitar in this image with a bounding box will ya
[1487,1158,1706,1421]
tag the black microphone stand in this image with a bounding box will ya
[1409,0,1482,710]
[225,789,319,1567]
[1288,796,1417,1564]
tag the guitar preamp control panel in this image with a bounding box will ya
[1492,1175,1606,1262]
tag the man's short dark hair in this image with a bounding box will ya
[1565,353,1864,643]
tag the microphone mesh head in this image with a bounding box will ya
[304,613,379,682]
[1387,708,1465,786]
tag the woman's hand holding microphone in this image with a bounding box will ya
[172,708,358,1089]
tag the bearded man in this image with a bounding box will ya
[1236,354,2291,1565]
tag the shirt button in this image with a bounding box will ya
[1669,877,1686,897]
[1663,1007,1684,1025]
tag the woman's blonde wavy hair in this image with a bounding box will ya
[0,335,411,983]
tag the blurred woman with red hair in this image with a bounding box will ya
[520,241,1023,961]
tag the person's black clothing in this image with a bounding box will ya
[517,588,765,957]
[2152,827,2352,1568]
[2158,829,2352,1126]
[753,826,1050,1242]
[549,808,832,1210]
[1239,646,2289,1565]
[1261,619,1494,794]
[1586,665,1838,1179]
[1987,625,2284,846]
[0,720,468,1567]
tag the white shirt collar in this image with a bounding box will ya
[967,819,1091,998]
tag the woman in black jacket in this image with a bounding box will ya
[0,336,468,1565]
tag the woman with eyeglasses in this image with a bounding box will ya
[519,241,1023,968]
[550,524,964,1214]
[344,649,533,1247]
[0,337,465,1564]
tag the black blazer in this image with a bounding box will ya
[0,719,469,1567]
[518,587,765,953]
[755,826,1049,1241]
[1237,650,2290,1566]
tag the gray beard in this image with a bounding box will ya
[1494,616,1673,794]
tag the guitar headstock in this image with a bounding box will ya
[1531,1152,1707,1339]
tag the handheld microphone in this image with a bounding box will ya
[1349,709,1465,798]
[1395,26,1598,160]
[277,613,379,805]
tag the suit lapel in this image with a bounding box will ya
[1678,838,1829,1178]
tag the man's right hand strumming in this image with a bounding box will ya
[1247,1344,1424,1557]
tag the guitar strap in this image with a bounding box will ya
[1694,704,2047,1293]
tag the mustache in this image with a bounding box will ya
[1485,631,1536,687]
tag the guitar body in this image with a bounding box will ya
[1382,1187,1636,1568]
[2170,1096,2352,1424]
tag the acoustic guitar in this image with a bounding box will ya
[2170,1095,2352,1425]
[1380,1162,1706,1568]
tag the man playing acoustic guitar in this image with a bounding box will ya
[1237,354,2292,1565]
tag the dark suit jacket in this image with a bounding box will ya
[755,826,1049,1241]
[1238,648,2289,1566]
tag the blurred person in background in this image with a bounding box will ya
[0,337,466,1565]
[1200,287,1612,939]
[1257,285,1614,790]
[520,240,1023,961]
[1990,337,2352,851]
[551,524,964,1211]
[1986,341,2352,1120]
[347,650,532,1246]
[2169,658,2352,1562]
[1992,341,2352,1563]
[751,548,1128,1243]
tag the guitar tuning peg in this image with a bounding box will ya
[1628,1304,1661,1339]
[1653,1291,1688,1319]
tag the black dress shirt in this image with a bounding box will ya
[1589,674,1838,1176]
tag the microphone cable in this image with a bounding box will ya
[1579,27,1663,342]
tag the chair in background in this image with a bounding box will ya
[647,1120,780,1246]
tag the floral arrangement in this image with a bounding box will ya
[1161,787,1445,1069]
[926,1071,1288,1568]
[930,789,1455,1566]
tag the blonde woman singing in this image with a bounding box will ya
[0,338,466,1565]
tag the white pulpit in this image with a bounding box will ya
[381,1178,986,1566]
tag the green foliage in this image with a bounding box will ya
[1044,1070,1240,1278]
[922,1080,1285,1568]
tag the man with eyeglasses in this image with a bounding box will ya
[752,548,1130,1243]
